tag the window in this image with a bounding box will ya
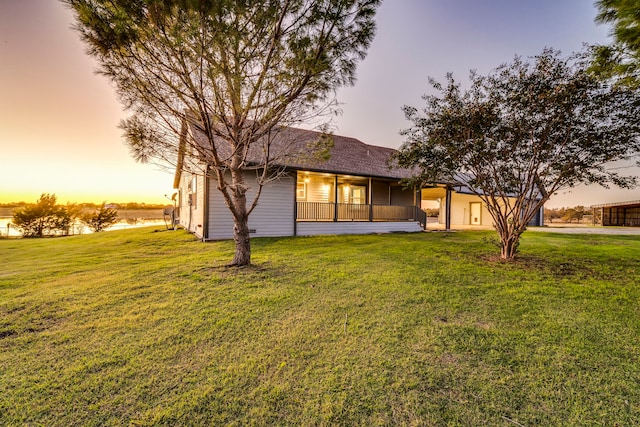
[350,186,366,204]
[339,184,366,204]
[297,181,307,200]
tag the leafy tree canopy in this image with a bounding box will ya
[592,0,640,87]
[395,49,640,259]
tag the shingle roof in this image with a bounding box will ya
[188,123,414,180]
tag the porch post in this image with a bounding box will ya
[416,187,426,230]
[368,177,373,221]
[445,186,452,231]
[293,172,297,236]
[333,175,339,222]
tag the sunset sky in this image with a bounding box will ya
[1,0,638,207]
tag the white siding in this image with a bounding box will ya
[447,192,494,226]
[297,221,422,236]
[208,173,295,239]
[176,171,206,239]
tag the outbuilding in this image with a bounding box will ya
[592,200,640,226]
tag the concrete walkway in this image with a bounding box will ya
[527,225,640,235]
[426,222,640,235]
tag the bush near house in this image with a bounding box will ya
[1,228,639,425]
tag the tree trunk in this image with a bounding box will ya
[230,215,251,266]
[226,165,252,267]
[499,230,521,260]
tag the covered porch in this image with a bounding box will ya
[294,171,425,226]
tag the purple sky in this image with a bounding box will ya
[1,0,637,207]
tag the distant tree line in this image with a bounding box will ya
[1,201,167,210]
[10,194,118,237]
[544,206,601,224]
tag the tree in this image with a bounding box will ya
[81,203,119,232]
[592,0,640,87]
[63,0,380,266]
[12,194,75,237]
[562,208,579,224]
[544,207,564,224]
[395,49,640,260]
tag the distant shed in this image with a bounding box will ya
[592,200,640,226]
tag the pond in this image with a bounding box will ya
[0,217,169,238]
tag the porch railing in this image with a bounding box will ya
[297,202,425,226]
[296,201,335,221]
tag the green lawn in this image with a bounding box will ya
[1,228,639,426]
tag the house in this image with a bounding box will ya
[592,200,640,226]
[173,123,541,240]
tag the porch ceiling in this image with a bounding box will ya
[421,187,447,199]
[298,170,393,184]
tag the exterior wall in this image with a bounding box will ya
[371,180,389,204]
[297,221,422,236]
[177,171,206,238]
[208,173,295,240]
[448,192,494,226]
[528,207,544,227]
[300,174,334,203]
[181,168,422,240]
[390,186,414,206]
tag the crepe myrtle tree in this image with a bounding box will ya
[63,0,380,266]
[394,49,640,260]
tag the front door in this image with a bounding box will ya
[470,202,482,225]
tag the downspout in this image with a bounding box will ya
[416,187,426,230]
[368,177,373,222]
[202,167,210,241]
[293,172,297,236]
[333,175,339,222]
[188,187,193,232]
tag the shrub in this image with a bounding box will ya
[12,194,73,237]
[81,203,118,232]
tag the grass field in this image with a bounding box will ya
[1,228,639,426]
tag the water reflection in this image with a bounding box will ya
[0,217,168,237]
